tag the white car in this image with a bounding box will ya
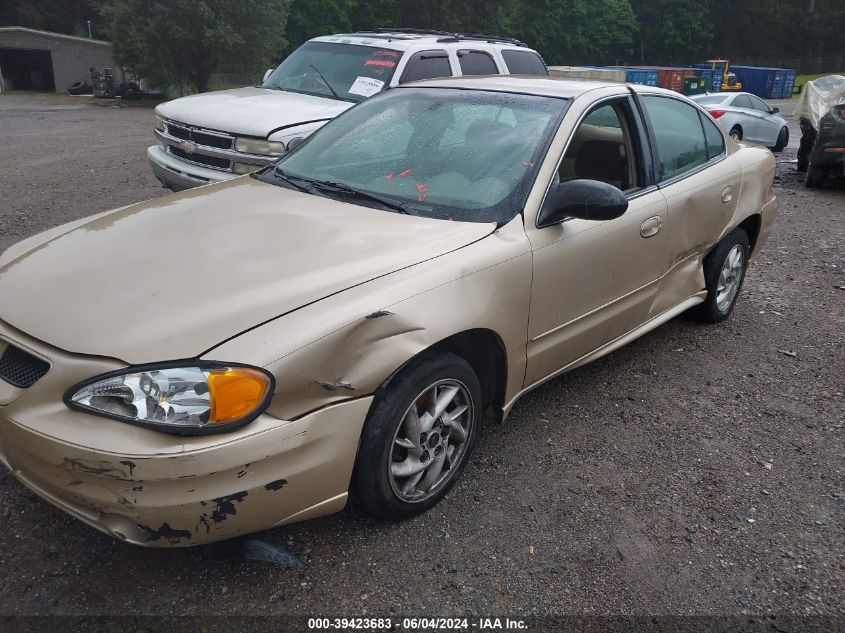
[148,29,548,191]
[691,92,789,151]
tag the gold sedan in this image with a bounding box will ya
[0,77,777,546]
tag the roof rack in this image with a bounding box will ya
[354,28,528,48]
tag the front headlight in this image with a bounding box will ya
[154,114,166,132]
[65,363,274,435]
[235,137,286,156]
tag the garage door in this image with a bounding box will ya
[0,48,55,91]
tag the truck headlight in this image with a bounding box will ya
[65,363,274,435]
[235,138,286,156]
[154,115,166,132]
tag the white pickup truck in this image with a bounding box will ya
[148,29,547,190]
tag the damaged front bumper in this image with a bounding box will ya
[0,323,372,547]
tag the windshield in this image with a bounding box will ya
[693,95,728,106]
[262,41,401,103]
[260,88,568,224]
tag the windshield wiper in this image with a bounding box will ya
[272,168,316,193]
[272,170,411,215]
[307,178,413,215]
[309,64,342,101]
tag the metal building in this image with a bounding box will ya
[0,27,120,93]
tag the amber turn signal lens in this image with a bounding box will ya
[208,368,272,425]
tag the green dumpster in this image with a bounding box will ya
[682,76,709,95]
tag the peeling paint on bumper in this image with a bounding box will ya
[0,396,373,547]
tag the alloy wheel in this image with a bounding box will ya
[716,244,744,313]
[389,379,474,503]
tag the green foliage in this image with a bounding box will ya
[4,0,843,87]
[99,0,291,92]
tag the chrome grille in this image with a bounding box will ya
[165,122,233,150]
[168,146,231,170]
[0,344,49,388]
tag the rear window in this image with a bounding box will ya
[732,95,753,109]
[400,51,452,84]
[693,95,727,106]
[700,112,726,159]
[458,50,499,76]
[501,50,548,76]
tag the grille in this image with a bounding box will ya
[0,344,49,388]
[168,146,231,170]
[166,123,232,150]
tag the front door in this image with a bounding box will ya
[524,96,670,388]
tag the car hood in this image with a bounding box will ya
[156,87,352,137]
[0,177,495,365]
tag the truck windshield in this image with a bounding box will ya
[262,42,402,103]
[259,87,568,224]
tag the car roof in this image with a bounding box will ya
[311,31,536,53]
[399,75,682,100]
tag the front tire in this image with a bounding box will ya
[353,353,481,519]
[773,126,789,152]
[691,229,750,323]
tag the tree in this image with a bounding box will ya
[0,0,99,38]
[100,0,291,92]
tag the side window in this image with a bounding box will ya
[458,50,499,76]
[700,111,726,160]
[559,102,639,192]
[501,50,548,76]
[731,95,752,109]
[399,50,452,84]
[641,95,708,182]
[749,96,770,112]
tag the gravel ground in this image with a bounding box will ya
[0,93,842,621]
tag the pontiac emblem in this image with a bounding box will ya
[180,141,198,154]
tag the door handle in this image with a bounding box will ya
[640,216,662,238]
[721,186,733,204]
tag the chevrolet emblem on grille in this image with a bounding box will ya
[180,141,198,154]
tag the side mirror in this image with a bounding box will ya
[538,179,628,228]
[263,68,274,84]
[771,106,780,114]
[287,137,305,151]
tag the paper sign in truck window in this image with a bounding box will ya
[349,76,385,98]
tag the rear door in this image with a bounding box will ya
[729,94,762,142]
[457,49,501,76]
[639,94,740,313]
[398,50,455,84]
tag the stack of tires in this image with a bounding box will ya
[90,68,115,99]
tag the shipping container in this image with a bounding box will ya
[781,70,797,99]
[625,66,698,92]
[547,66,627,82]
[692,64,723,92]
[607,67,659,86]
[731,66,796,99]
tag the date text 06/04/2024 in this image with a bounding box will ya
[307,618,529,630]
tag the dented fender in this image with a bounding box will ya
[207,215,533,421]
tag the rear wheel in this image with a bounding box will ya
[729,126,743,141]
[804,166,827,189]
[691,229,750,323]
[353,354,481,519]
[773,126,789,152]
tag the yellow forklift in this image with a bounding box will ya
[707,60,743,91]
